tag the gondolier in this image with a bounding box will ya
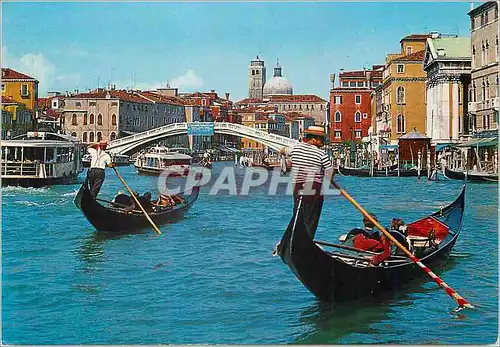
[87,140,113,198]
[280,125,335,234]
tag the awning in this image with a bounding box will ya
[435,143,456,152]
[458,137,498,148]
[380,144,398,150]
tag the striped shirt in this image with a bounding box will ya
[287,142,333,184]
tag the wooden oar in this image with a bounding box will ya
[330,180,473,310]
[112,167,162,235]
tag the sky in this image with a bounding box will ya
[2,2,472,101]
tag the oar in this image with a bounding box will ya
[330,180,473,311]
[112,166,162,235]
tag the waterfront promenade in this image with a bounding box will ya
[2,162,498,344]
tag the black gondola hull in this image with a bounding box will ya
[75,179,200,232]
[338,166,428,178]
[278,186,465,301]
[444,167,498,183]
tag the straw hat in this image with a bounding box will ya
[303,125,326,137]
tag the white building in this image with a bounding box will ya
[423,34,472,144]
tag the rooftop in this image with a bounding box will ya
[2,68,37,81]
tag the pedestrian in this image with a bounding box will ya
[280,125,335,237]
[87,140,113,198]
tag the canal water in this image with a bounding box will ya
[2,162,498,344]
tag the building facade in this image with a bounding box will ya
[423,35,472,144]
[62,88,186,144]
[329,66,383,143]
[375,34,430,145]
[236,94,328,126]
[1,68,38,136]
[468,1,499,133]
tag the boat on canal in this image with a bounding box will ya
[134,146,193,176]
[83,153,131,168]
[276,186,465,301]
[444,167,498,183]
[1,131,83,188]
[338,165,428,178]
[74,179,201,232]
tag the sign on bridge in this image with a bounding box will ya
[187,123,214,136]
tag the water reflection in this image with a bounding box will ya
[292,256,462,344]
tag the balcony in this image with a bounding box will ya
[493,97,499,110]
[468,101,480,112]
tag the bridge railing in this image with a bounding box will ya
[108,122,298,154]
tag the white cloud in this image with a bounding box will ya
[55,74,81,84]
[169,69,203,91]
[2,45,56,94]
[19,53,56,86]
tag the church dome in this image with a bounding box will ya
[263,61,293,96]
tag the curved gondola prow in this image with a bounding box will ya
[431,185,466,234]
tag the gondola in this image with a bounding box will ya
[276,185,466,301]
[74,179,200,232]
[444,167,498,183]
[338,165,428,177]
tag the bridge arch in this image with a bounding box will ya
[106,122,298,155]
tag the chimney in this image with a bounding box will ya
[225,93,230,100]
[329,74,336,88]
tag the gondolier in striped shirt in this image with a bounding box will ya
[280,125,335,235]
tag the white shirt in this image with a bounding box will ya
[87,147,112,169]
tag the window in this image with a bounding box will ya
[112,114,117,125]
[311,104,314,110]
[485,10,488,23]
[83,114,88,125]
[97,132,102,141]
[396,114,406,134]
[75,102,81,107]
[482,81,486,101]
[496,36,499,60]
[89,102,96,106]
[90,114,95,124]
[52,101,57,108]
[252,70,255,76]
[97,114,103,125]
[306,105,309,110]
[334,96,342,104]
[406,46,413,55]
[349,81,356,87]
[472,45,476,66]
[89,132,95,143]
[71,113,77,125]
[354,111,361,123]
[458,87,462,104]
[82,132,87,142]
[483,114,490,129]
[342,82,349,87]
[357,81,364,87]
[355,95,361,104]
[334,130,341,139]
[20,84,28,96]
[111,101,118,106]
[397,64,404,73]
[202,99,207,106]
[355,130,362,138]
[363,113,368,119]
[110,132,116,141]
[396,86,405,104]
[1,83,4,92]
[256,70,259,75]
[71,132,77,137]
[334,111,342,122]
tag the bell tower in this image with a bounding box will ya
[248,55,266,99]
